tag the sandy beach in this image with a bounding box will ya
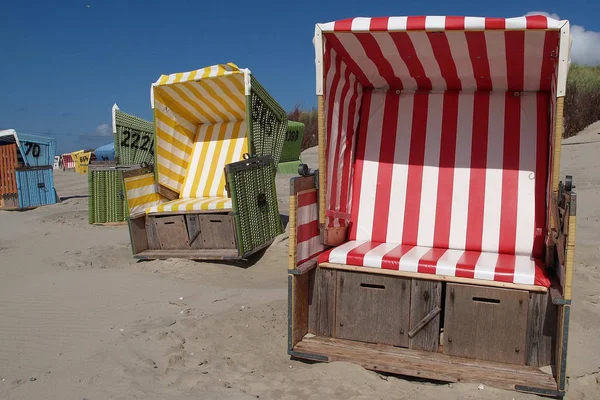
[1,123,599,399]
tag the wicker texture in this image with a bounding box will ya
[114,109,155,166]
[89,169,127,224]
[226,156,282,256]
[249,76,287,167]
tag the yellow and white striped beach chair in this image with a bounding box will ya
[124,63,287,260]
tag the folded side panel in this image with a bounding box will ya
[323,42,363,229]
[124,173,166,217]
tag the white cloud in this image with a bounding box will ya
[94,123,112,137]
[525,11,600,66]
[526,11,561,21]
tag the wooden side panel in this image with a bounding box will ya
[526,291,557,367]
[291,274,310,348]
[0,144,18,195]
[129,215,149,255]
[444,284,529,365]
[336,271,410,347]
[409,280,442,352]
[555,304,570,391]
[152,215,190,250]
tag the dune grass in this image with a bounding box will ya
[564,64,600,138]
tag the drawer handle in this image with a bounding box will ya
[164,221,175,225]
[210,219,222,223]
[360,283,385,290]
[472,297,500,304]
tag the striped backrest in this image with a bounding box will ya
[124,173,165,217]
[180,121,248,198]
[349,89,549,258]
[152,63,248,194]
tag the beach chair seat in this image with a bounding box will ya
[318,240,550,287]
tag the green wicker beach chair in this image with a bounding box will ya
[278,121,305,174]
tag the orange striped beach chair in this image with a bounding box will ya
[288,15,576,398]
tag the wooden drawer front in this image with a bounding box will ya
[443,283,529,365]
[409,280,442,352]
[335,271,410,347]
[185,214,237,250]
[152,215,190,250]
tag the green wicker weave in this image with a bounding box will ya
[248,76,287,167]
[278,121,305,174]
[225,156,282,256]
[88,166,128,224]
[114,109,155,166]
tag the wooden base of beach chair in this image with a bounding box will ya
[127,212,273,261]
[288,267,569,397]
[291,335,560,395]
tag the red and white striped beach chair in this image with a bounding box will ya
[288,15,576,397]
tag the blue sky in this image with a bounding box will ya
[1,1,599,153]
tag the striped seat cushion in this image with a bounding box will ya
[180,121,248,198]
[318,240,550,287]
[146,197,232,214]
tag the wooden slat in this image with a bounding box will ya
[320,262,548,293]
[134,249,240,260]
[526,291,557,367]
[158,183,179,200]
[293,336,557,392]
[409,280,442,351]
[307,268,336,337]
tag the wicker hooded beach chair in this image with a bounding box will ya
[88,105,155,225]
[287,15,576,397]
[123,63,286,260]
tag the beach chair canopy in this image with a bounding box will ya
[150,62,286,214]
[314,16,572,287]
